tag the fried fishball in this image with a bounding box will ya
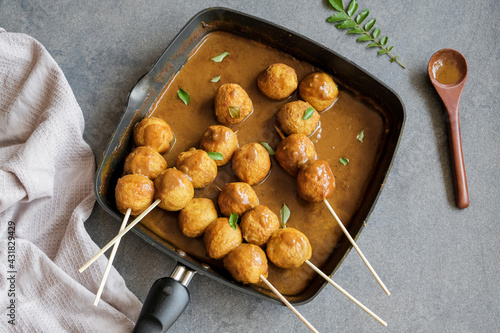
[240,205,280,246]
[299,72,339,111]
[178,198,218,238]
[276,100,320,136]
[134,117,174,153]
[224,243,268,284]
[123,146,167,180]
[214,83,253,126]
[176,148,217,188]
[154,168,194,211]
[204,217,243,259]
[199,125,239,167]
[266,228,312,269]
[232,143,271,185]
[296,160,335,203]
[275,134,317,176]
[218,182,259,217]
[115,174,155,216]
[257,63,298,100]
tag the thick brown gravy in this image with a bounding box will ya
[139,31,387,296]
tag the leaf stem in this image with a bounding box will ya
[350,18,405,68]
[358,29,406,68]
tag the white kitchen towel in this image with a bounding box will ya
[0,29,142,332]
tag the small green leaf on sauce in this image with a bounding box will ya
[340,157,350,165]
[302,107,315,120]
[259,142,275,156]
[210,75,221,83]
[207,152,223,160]
[177,89,190,105]
[357,130,365,142]
[211,52,230,63]
[228,106,240,118]
[228,213,238,230]
[280,203,290,228]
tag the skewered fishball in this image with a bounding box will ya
[214,83,253,126]
[297,160,335,203]
[266,228,312,269]
[218,182,259,217]
[176,148,217,188]
[178,198,218,238]
[299,72,339,111]
[276,100,320,136]
[123,146,167,180]
[224,243,268,284]
[115,174,155,215]
[257,63,298,100]
[232,143,271,185]
[154,168,194,211]
[240,205,280,246]
[204,217,243,259]
[199,125,239,166]
[275,133,317,176]
[134,117,174,153]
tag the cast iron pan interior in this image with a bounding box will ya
[95,7,405,305]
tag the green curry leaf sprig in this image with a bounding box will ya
[326,0,405,68]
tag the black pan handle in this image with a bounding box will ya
[133,264,195,333]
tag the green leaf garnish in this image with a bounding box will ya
[228,106,240,118]
[302,107,315,120]
[177,89,190,105]
[211,52,229,63]
[280,203,290,228]
[326,0,405,68]
[356,130,364,142]
[340,157,350,165]
[259,142,275,156]
[328,0,344,11]
[210,75,221,83]
[207,151,223,160]
[228,213,238,230]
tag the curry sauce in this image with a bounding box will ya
[139,31,387,296]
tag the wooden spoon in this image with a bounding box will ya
[428,49,469,209]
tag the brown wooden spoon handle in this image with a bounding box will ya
[447,112,469,208]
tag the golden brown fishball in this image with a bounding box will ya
[178,198,218,238]
[266,228,312,269]
[218,182,259,217]
[115,174,155,215]
[276,100,320,136]
[297,160,335,203]
[275,134,317,176]
[154,168,194,211]
[257,63,298,100]
[133,117,174,153]
[224,244,268,284]
[199,125,239,167]
[232,143,271,185]
[214,83,253,126]
[123,146,167,180]
[240,205,280,246]
[204,217,243,259]
[299,72,339,111]
[176,148,217,188]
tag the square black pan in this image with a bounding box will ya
[94,7,405,305]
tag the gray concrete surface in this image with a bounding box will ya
[1,1,499,332]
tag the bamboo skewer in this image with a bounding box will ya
[79,198,161,273]
[260,275,319,333]
[322,199,390,295]
[93,207,131,306]
[304,260,387,326]
[274,124,390,296]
